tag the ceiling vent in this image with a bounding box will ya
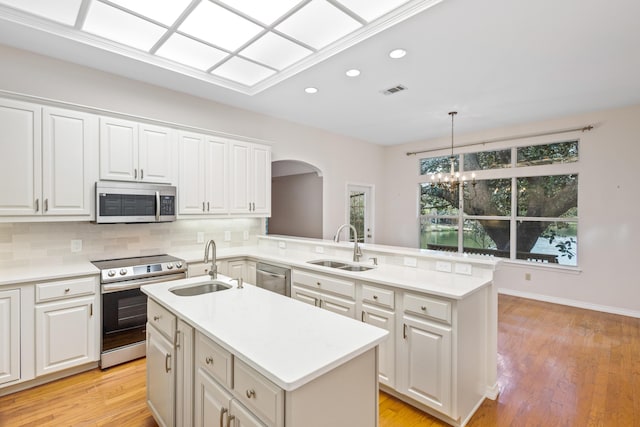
[382,84,408,95]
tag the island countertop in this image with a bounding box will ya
[141,275,388,392]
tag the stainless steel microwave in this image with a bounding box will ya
[95,181,177,224]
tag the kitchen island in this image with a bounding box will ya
[141,275,388,427]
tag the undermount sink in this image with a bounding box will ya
[170,281,232,296]
[307,260,374,272]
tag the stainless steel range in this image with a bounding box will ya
[91,254,187,369]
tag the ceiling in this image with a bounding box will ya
[0,0,639,146]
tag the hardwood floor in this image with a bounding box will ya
[1,294,639,426]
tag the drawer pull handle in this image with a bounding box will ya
[153,315,161,321]
[373,295,378,300]
[226,415,235,427]
[165,353,171,373]
[421,305,427,311]
[206,357,214,365]
[316,281,321,286]
[64,288,70,293]
[403,323,408,339]
[246,389,256,399]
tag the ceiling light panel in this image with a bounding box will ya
[276,0,362,50]
[179,1,264,52]
[106,0,193,26]
[240,32,312,70]
[156,33,228,71]
[83,1,167,51]
[334,0,411,22]
[217,0,302,26]
[211,57,276,86]
[0,0,82,26]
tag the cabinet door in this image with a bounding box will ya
[0,99,41,215]
[251,145,271,214]
[362,304,395,387]
[291,285,319,307]
[176,320,194,427]
[205,137,228,214]
[229,142,251,214]
[245,262,257,285]
[230,399,267,427]
[0,289,20,386]
[320,293,356,318]
[228,260,245,281]
[399,315,452,415]
[194,368,233,427]
[139,123,174,184]
[100,117,138,181]
[42,107,97,216]
[35,295,97,376]
[147,323,176,427]
[178,131,206,214]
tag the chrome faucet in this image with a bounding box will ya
[333,224,363,262]
[203,239,217,279]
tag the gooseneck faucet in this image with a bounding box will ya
[333,224,363,262]
[203,239,218,279]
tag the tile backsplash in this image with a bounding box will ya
[0,218,263,268]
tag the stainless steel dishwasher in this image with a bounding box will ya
[256,262,291,297]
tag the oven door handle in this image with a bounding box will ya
[101,273,187,293]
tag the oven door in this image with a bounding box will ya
[102,287,148,353]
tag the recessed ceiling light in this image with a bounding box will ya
[305,87,318,94]
[389,48,407,59]
[346,69,361,77]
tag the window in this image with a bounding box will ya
[419,140,579,266]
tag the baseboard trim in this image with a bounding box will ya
[498,288,640,319]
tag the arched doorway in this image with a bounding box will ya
[268,160,323,238]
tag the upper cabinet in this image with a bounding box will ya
[0,99,97,218]
[100,117,174,184]
[229,141,271,215]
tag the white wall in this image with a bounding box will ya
[378,104,640,316]
[0,43,385,241]
[270,173,323,238]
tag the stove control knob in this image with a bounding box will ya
[107,270,116,277]
[119,268,127,276]
[167,263,174,270]
[176,262,183,269]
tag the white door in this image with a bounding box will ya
[0,99,41,215]
[362,305,395,387]
[42,107,97,216]
[99,117,138,181]
[139,123,174,184]
[194,367,232,427]
[347,184,374,243]
[205,137,228,214]
[147,323,175,427]
[35,296,97,376]
[0,289,20,385]
[178,131,205,214]
[399,315,452,415]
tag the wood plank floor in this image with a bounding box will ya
[1,294,639,426]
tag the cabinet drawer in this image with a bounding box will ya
[293,270,355,299]
[196,332,232,388]
[147,299,176,339]
[361,284,394,309]
[403,293,451,324]
[36,276,96,303]
[234,358,284,427]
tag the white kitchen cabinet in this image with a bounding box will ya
[0,100,97,218]
[187,260,228,278]
[228,259,245,281]
[398,313,452,415]
[361,304,396,388]
[100,117,174,184]
[176,320,194,427]
[0,289,20,386]
[291,284,356,318]
[291,270,356,318]
[178,131,228,215]
[229,141,271,215]
[147,322,176,427]
[35,293,98,376]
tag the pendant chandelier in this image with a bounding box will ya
[430,111,476,191]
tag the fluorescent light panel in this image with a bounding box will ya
[218,0,302,26]
[107,0,193,26]
[211,57,276,86]
[240,32,312,70]
[0,0,82,25]
[156,34,228,71]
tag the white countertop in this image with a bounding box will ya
[0,261,99,286]
[142,276,388,391]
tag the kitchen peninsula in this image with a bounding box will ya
[142,275,388,427]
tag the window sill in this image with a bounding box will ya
[501,259,582,274]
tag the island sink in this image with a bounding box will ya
[169,280,231,296]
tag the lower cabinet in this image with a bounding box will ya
[0,289,20,386]
[176,320,194,427]
[360,304,395,388]
[147,322,175,427]
[34,276,98,376]
[291,270,356,318]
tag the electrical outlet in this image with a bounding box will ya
[224,231,231,241]
[403,257,417,267]
[455,263,472,275]
[243,230,249,240]
[278,241,286,249]
[197,232,204,243]
[315,246,325,254]
[436,261,452,272]
[70,239,82,253]
[525,273,532,281]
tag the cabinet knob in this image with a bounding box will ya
[373,295,378,300]
[246,389,256,399]
[153,315,161,321]
[64,288,70,293]
[421,305,427,311]
[316,281,321,286]
[205,356,214,365]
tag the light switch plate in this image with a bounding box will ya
[278,241,286,249]
[403,257,417,267]
[455,263,472,275]
[436,261,452,272]
[70,239,82,253]
[243,230,249,240]
[224,231,231,241]
[315,246,324,254]
[197,232,204,243]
